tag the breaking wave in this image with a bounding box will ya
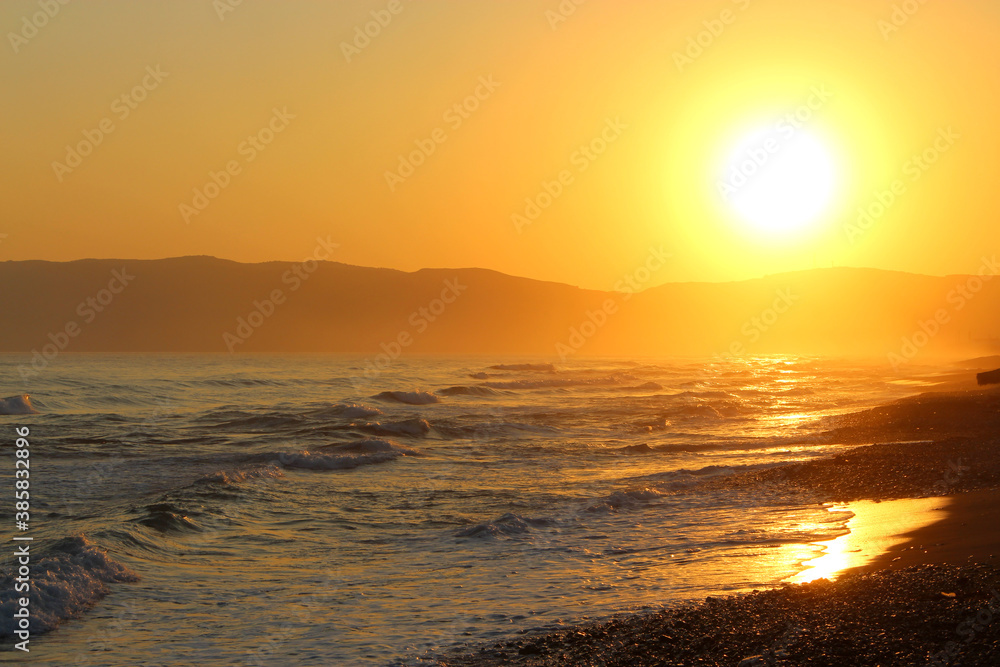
[0,536,138,637]
[275,439,422,471]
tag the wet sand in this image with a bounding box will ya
[438,386,1000,666]
[855,489,1000,574]
[787,496,952,584]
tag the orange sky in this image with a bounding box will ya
[3,0,999,289]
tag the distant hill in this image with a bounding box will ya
[2,257,999,363]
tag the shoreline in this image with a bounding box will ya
[439,386,1000,666]
[438,491,1000,666]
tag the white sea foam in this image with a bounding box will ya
[332,403,384,419]
[0,536,137,636]
[276,439,422,470]
[196,464,285,486]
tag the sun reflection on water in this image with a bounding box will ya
[785,497,951,584]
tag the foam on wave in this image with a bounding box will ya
[0,536,138,637]
[276,438,422,471]
[312,403,384,419]
[195,464,284,486]
[360,418,431,437]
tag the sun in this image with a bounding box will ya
[718,125,838,233]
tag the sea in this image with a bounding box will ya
[0,355,945,665]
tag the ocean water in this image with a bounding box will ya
[0,355,939,665]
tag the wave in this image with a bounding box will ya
[438,385,504,397]
[0,536,138,637]
[137,502,202,533]
[194,402,388,431]
[305,403,384,420]
[480,375,634,390]
[619,382,664,391]
[666,400,752,421]
[199,378,291,387]
[434,420,559,440]
[672,390,738,399]
[624,462,784,490]
[487,363,556,372]
[586,487,666,513]
[359,418,431,437]
[618,443,656,455]
[613,442,723,455]
[194,464,284,487]
[456,513,553,538]
[275,439,422,471]
[205,411,306,430]
[373,390,441,405]
[0,394,38,415]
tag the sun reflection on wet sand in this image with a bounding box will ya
[786,497,951,584]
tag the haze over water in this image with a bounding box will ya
[0,354,948,665]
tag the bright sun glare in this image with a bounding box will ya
[719,126,838,234]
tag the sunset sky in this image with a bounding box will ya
[3,0,999,290]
